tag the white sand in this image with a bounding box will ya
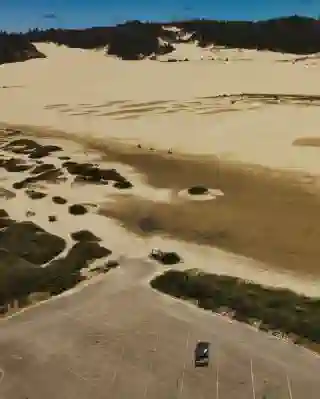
[1,43,320,173]
[1,42,320,296]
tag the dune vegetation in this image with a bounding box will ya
[151,269,320,347]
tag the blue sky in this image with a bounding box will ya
[1,0,319,32]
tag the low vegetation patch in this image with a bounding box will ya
[52,195,67,205]
[0,219,112,314]
[69,204,88,215]
[187,185,209,195]
[150,269,320,346]
[149,249,182,265]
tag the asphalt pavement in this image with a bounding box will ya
[0,260,319,399]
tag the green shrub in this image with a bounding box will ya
[150,269,320,345]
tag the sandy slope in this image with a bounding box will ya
[1,43,320,172]
[1,42,320,296]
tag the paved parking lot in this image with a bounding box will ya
[0,261,319,398]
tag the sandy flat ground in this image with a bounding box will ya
[0,260,319,399]
[1,42,320,296]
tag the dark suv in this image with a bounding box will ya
[194,341,210,367]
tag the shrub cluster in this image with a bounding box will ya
[21,16,320,57]
[151,269,320,344]
[0,32,45,65]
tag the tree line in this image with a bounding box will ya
[2,16,320,63]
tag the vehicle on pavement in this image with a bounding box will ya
[194,341,210,367]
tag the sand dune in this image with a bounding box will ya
[1,42,320,297]
[0,42,320,173]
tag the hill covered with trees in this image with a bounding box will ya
[20,15,320,59]
[1,15,320,63]
[0,32,45,65]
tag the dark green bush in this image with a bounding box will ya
[151,269,320,344]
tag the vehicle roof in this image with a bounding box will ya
[195,341,210,350]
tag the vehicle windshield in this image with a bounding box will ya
[196,343,209,356]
